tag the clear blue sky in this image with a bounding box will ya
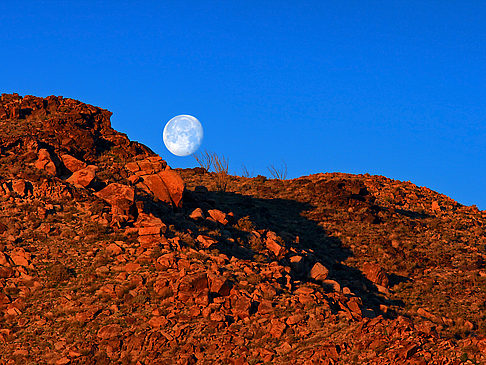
[1,1,485,209]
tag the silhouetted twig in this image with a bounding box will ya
[192,150,213,172]
[241,164,253,178]
[267,161,287,180]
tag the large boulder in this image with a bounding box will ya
[140,174,172,204]
[139,169,184,207]
[66,165,97,188]
[95,183,135,216]
[158,169,184,207]
[34,149,57,176]
[61,154,87,173]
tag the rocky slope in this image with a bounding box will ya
[0,93,485,364]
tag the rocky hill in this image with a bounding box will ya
[0,93,485,364]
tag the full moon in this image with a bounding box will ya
[163,115,203,156]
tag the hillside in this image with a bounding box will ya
[0,93,485,364]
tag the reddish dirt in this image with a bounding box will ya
[0,93,485,364]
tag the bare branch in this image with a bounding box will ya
[267,161,287,180]
[192,150,213,172]
[241,164,253,178]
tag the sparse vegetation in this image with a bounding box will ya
[241,164,253,178]
[213,152,230,192]
[267,161,288,180]
[193,150,214,172]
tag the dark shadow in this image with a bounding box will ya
[395,208,430,219]
[156,186,405,317]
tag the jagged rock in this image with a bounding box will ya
[310,262,329,281]
[189,208,205,220]
[207,209,228,225]
[34,149,57,176]
[140,174,172,204]
[266,238,284,257]
[363,262,389,287]
[158,169,184,207]
[66,165,96,188]
[197,235,218,249]
[269,319,286,338]
[208,273,231,296]
[95,183,135,216]
[61,154,87,172]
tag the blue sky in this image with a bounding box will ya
[1,1,485,209]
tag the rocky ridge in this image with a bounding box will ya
[0,93,485,364]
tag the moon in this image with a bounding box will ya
[163,115,203,156]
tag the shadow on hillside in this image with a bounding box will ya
[167,187,405,317]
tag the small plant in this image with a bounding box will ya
[193,150,214,172]
[241,164,253,178]
[267,161,287,180]
[213,153,229,192]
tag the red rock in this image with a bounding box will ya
[286,313,304,325]
[11,180,27,196]
[310,262,329,281]
[257,299,273,315]
[95,183,135,216]
[97,324,122,340]
[10,249,30,267]
[141,174,172,204]
[431,201,440,212]
[346,297,362,316]
[362,263,389,287]
[66,166,96,188]
[125,161,140,173]
[34,148,57,176]
[124,262,141,272]
[231,294,252,319]
[138,226,162,236]
[0,292,11,305]
[148,316,168,328]
[208,274,231,296]
[210,311,225,322]
[266,238,284,257]
[0,252,11,266]
[106,243,123,255]
[207,209,228,225]
[197,235,218,249]
[178,273,209,301]
[61,154,87,172]
[322,279,341,292]
[269,319,286,338]
[189,208,205,220]
[0,267,14,278]
[399,343,419,359]
[55,356,70,365]
[158,170,184,207]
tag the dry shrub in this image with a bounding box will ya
[267,161,287,180]
[193,150,213,172]
[241,164,253,178]
[193,150,230,191]
[213,153,229,192]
